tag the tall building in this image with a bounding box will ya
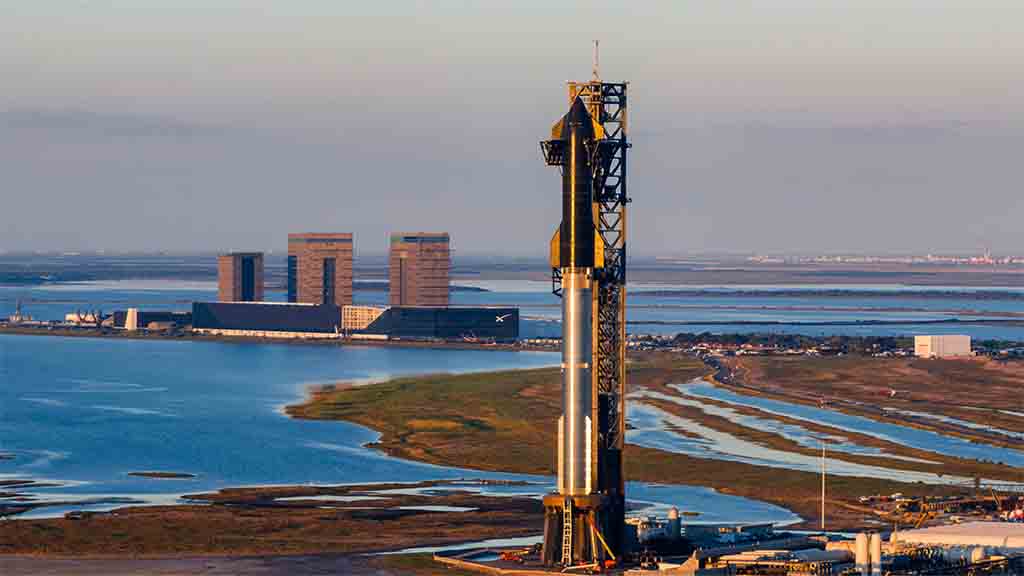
[218,252,264,302]
[287,233,353,307]
[389,232,450,306]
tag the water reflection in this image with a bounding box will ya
[627,401,1009,486]
[683,381,1024,467]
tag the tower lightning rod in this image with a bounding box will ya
[592,40,601,82]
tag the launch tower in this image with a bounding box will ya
[539,65,630,568]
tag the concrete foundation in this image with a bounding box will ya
[541,494,616,568]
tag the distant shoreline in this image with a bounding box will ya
[6,250,1024,291]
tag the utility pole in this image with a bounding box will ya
[820,398,828,534]
[821,435,827,532]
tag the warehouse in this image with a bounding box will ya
[890,522,1024,552]
[357,306,518,341]
[192,302,342,338]
[191,302,518,341]
[914,335,972,358]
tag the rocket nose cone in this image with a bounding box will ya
[564,97,595,140]
[568,97,592,123]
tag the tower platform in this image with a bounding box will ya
[434,544,627,575]
[541,494,618,567]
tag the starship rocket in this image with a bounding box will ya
[540,67,630,568]
[548,97,606,498]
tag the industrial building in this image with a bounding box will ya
[112,309,192,331]
[890,522,1024,553]
[389,232,450,306]
[915,335,972,358]
[192,301,518,341]
[217,252,264,302]
[342,305,387,331]
[6,301,34,324]
[193,302,342,338]
[64,311,103,325]
[354,306,518,341]
[287,233,353,307]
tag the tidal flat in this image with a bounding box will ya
[4,338,1022,569]
[287,352,1023,532]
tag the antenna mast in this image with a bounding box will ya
[592,40,601,82]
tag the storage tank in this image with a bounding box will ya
[124,308,139,331]
[856,533,870,576]
[667,507,681,541]
[870,533,883,576]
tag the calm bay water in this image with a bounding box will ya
[0,334,554,495]
[0,334,797,524]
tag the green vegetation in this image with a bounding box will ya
[0,483,540,557]
[640,381,1022,483]
[287,352,983,529]
[673,332,914,354]
[288,367,562,474]
[729,355,1024,438]
[369,553,481,576]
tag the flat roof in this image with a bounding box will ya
[288,232,353,243]
[390,232,449,243]
[892,522,1024,548]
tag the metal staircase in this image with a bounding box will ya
[561,498,573,565]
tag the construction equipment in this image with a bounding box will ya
[991,487,1004,514]
[914,509,936,529]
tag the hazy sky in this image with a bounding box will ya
[2,1,1022,256]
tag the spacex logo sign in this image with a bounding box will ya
[495,314,512,323]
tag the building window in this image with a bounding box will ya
[287,256,297,303]
[241,256,255,302]
[399,256,408,306]
[322,258,336,305]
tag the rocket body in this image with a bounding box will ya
[556,98,598,269]
[550,98,604,497]
[560,269,592,495]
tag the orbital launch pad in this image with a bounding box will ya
[431,60,634,575]
[538,70,631,568]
